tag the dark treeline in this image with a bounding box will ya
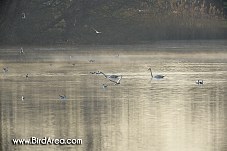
[0,0,226,45]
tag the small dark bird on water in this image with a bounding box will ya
[59,95,67,100]
[89,59,95,63]
[26,74,29,78]
[196,80,203,85]
[102,84,108,89]
[90,71,101,74]
[90,71,96,74]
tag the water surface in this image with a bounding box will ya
[1,41,227,151]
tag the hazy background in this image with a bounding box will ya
[0,0,227,45]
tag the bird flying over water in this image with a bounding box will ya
[92,28,102,34]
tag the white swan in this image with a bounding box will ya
[99,72,122,85]
[148,68,165,79]
[21,96,25,101]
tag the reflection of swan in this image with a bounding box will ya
[148,68,165,79]
[99,72,122,85]
[196,80,203,85]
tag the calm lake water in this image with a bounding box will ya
[1,41,227,151]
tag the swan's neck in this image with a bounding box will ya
[100,72,107,78]
[150,70,153,78]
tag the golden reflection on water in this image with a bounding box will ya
[0,45,227,151]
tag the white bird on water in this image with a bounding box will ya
[138,9,144,12]
[20,47,24,54]
[22,13,26,19]
[99,72,122,85]
[21,96,25,101]
[148,68,165,79]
